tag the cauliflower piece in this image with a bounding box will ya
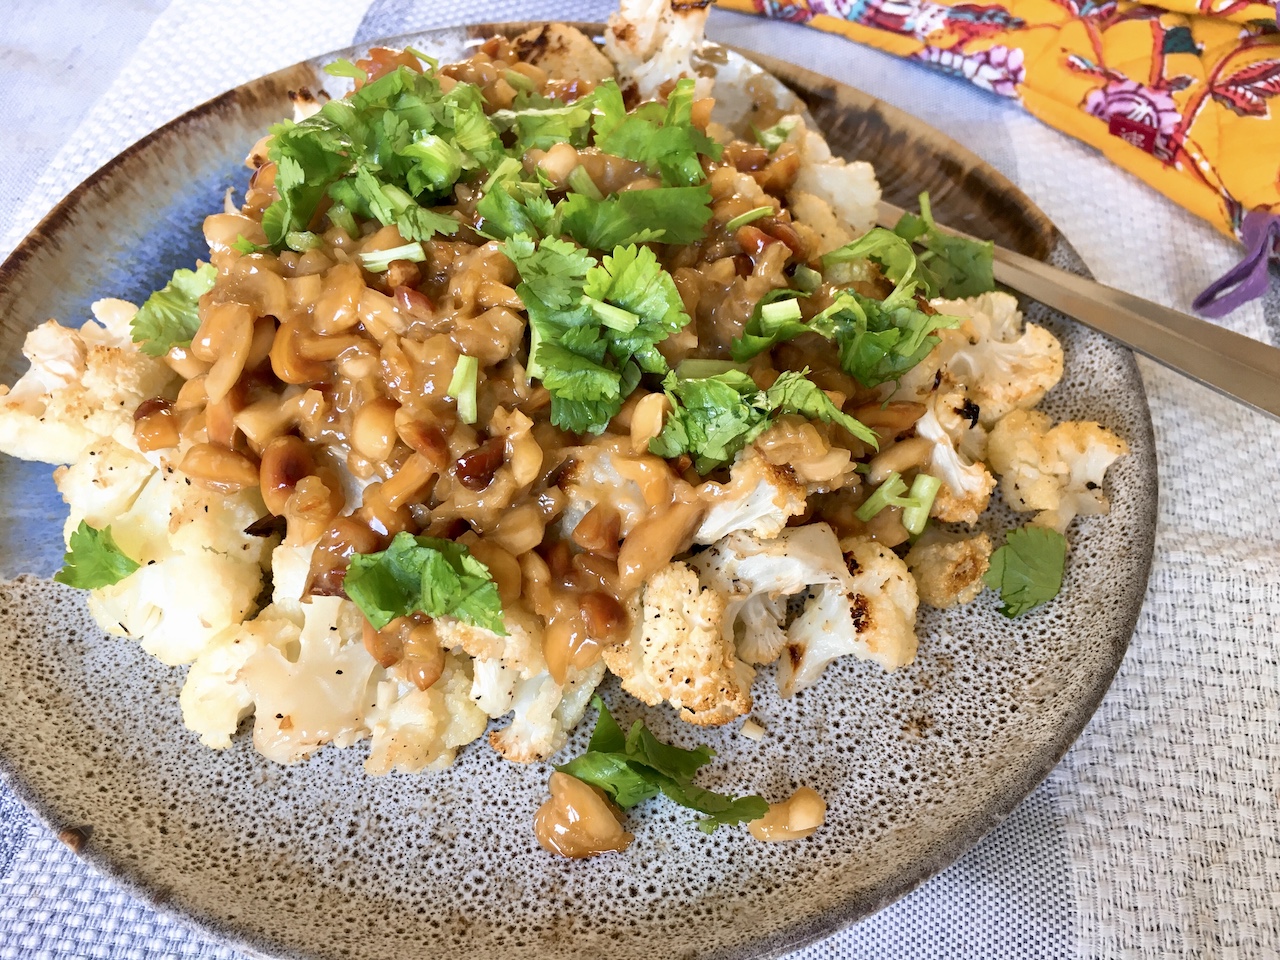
[88,549,265,665]
[786,123,880,239]
[179,608,300,749]
[439,612,605,762]
[778,537,918,696]
[987,409,1129,533]
[0,301,178,464]
[602,562,754,725]
[558,442,672,540]
[364,652,489,775]
[51,438,155,530]
[488,661,607,763]
[57,445,274,664]
[914,389,997,525]
[926,291,1064,426]
[904,532,993,609]
[694,448,807,544]
[688,523,847,665]
[787,190,855,256]
[510,23,615,84]
[239,596,381,765]
[604,0,713,99]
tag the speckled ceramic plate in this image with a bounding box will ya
[0,23,1156,960]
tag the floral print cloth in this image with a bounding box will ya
[720,0,1280,241]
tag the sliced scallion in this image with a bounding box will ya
[356,241,426,273]
[447,355,480,424]
[725,206,774,231]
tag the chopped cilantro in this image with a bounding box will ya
[893,192,995,299]
[558,698,769,834]
[54,521,140,590]
[129,263,217,357]
[724,206,773,230]
[752,117,798,152]
[557,185,713,250]
[489,95,596,153]
[261,64,490,251]
[650,367,875,473]
[344,532,506,634]
[983,526,1067,617]
[592,78,722,187]
[503,237,690,434]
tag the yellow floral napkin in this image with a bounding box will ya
[718,0,1280,243]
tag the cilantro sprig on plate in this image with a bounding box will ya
[558,697,768,834]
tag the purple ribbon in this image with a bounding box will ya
[1193,211,1280,318]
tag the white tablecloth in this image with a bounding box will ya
[1,1,1277,957]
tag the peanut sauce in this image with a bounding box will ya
[535,771,633,858]
[747,786,826,842]
[134,34,878,691]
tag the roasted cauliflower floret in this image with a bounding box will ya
[602,562,754,726]
[688,523,847,665]
[439,612,606,762]
[777,537,918,696]
[0,301,178,464]
[904,532,993,609]
[788,189,856,256]
[365,652,488,775]
[488,661,607,763]
[785,122,880,239]
[694,448,807,544]
[914,390,997,525]
[56,439,273,665]
[239,596,381,765]
[604,0,712,99]
[180,607,300,750]
[510,23,615,84]
[924,291,1064,426]
[987,409,1129,533]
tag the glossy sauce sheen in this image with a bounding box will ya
[747,786,827,842]
[534,772,633,858]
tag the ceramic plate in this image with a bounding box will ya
[0,23,1156,960]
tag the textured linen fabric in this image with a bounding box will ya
[0,2,1277,958]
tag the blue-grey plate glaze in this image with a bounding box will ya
[0,24,1156,960]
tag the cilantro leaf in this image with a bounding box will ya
[822,227,922,289]
[649,370,772,474]
[593,78,722,187]
[54,521,140,589]
[558,698,768,833]
[651,367,876,472]
[129,263,217,357]
[730,289,810,362]
[344,532,506,634]
[490,94,596,153]
[764,370,879,446]
[983,526,1067,617]
[557,185,713,250]
[503,238,689,434]
[475,179,558,241]
[582,244,690,374]
[893,192,995,299]
[816,290,959,387]
[261,63,486,251]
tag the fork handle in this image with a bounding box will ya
[879,201,1280,422]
